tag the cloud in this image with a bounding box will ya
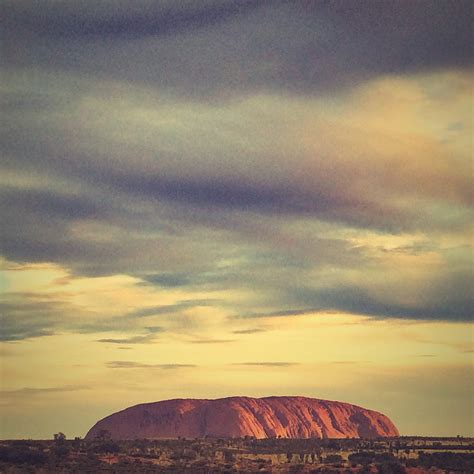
[190,339,236,344]
[0,283,229,342]
[1,0,472,441]
[106,361,196,369]
[231,362,299,367]
[2,0,263,39]
[0,2,471,329]
[0,187,102,221]
[0,294,73,341]
[127,301,216,318]
[96,326,163,344]
[141,273,192,288]
[97,334,160,345]
[1,385,90,396]
[2,72,470,262]
[234,308,322,319]
[232,328,267,335]
[3,1,471,99]
[285,278,473,322]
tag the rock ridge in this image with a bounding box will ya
[85,396,399,440]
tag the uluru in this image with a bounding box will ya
[85,396,399,440]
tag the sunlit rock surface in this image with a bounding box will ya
[85,396,399,440]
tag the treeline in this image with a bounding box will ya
[1,438,473,473]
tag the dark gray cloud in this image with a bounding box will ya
[2,99,470,247]
[0,296,70,341]
[3,1,471,99]
[2,122,380,276]
[226,257,473,323]
[0,0,471,328]
[2,0,263,39]
[0,185,132,273]
[141,273,192,288]
[0,324,54,342]
[285,277,473,322]
[0,181,228,276]
[1,187,103,222]
[107,173,415,232]
[0,290,226,342]
[0,90,66,114]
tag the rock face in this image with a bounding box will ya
[85,396,399,440]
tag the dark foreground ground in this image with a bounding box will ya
[0,436,473,473]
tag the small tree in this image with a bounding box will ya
[324,454,343,464]
[54,432,66,444]
[224,450,234,463]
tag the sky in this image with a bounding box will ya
[0,0,473,439]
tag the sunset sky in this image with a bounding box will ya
[1,1,472,439]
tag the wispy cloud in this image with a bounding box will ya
[234,308,321,319]
[3,1,470,98]
[232,328,267,335]
[106,361,196,369]
[190,339,236,344]
[96,326,163,344]
[126,301,215,318]
[1,385,90,396]
[3,1,263,40]
[97,335,156,344]
[281,279,474,323]
[330,361,371,365]
[231,362,299,367]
